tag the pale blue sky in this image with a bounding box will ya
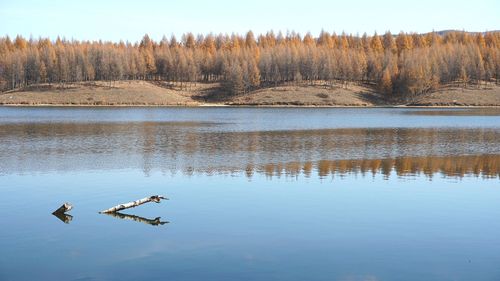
[1,0,499,42]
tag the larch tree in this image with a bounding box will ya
[379,68,393,95]
[383,32,397,54]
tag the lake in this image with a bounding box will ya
[0,107,499,281]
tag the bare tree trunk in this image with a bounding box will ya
[99,195,168,213]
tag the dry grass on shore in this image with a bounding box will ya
[0,81,200,106]
[408,84,500,106]
[1,80,499,107]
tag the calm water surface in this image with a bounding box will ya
[0,107,499,281]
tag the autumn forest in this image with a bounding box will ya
[0,30,499,99]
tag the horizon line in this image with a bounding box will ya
[3,29,499,44]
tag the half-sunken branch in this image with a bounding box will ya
[103,212,169,226]
[52,202,73,215]
[99,195,168,214]
[52,202,74,224]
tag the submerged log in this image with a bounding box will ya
[52,202,74,224]
[52,202,73,214]
[103,212,169,226]
[99,195,168,214]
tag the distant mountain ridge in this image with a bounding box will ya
[431,30,500,36]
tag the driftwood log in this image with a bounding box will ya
[52,202,73,214]
[52,202,74,224]
[99,195,168,214]
[103,212,169,226]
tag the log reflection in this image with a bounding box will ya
[52,212,73,224]
[102,212,169,226]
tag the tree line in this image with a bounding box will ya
[0,31,499,98]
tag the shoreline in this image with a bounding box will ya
[1,103,499,108]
